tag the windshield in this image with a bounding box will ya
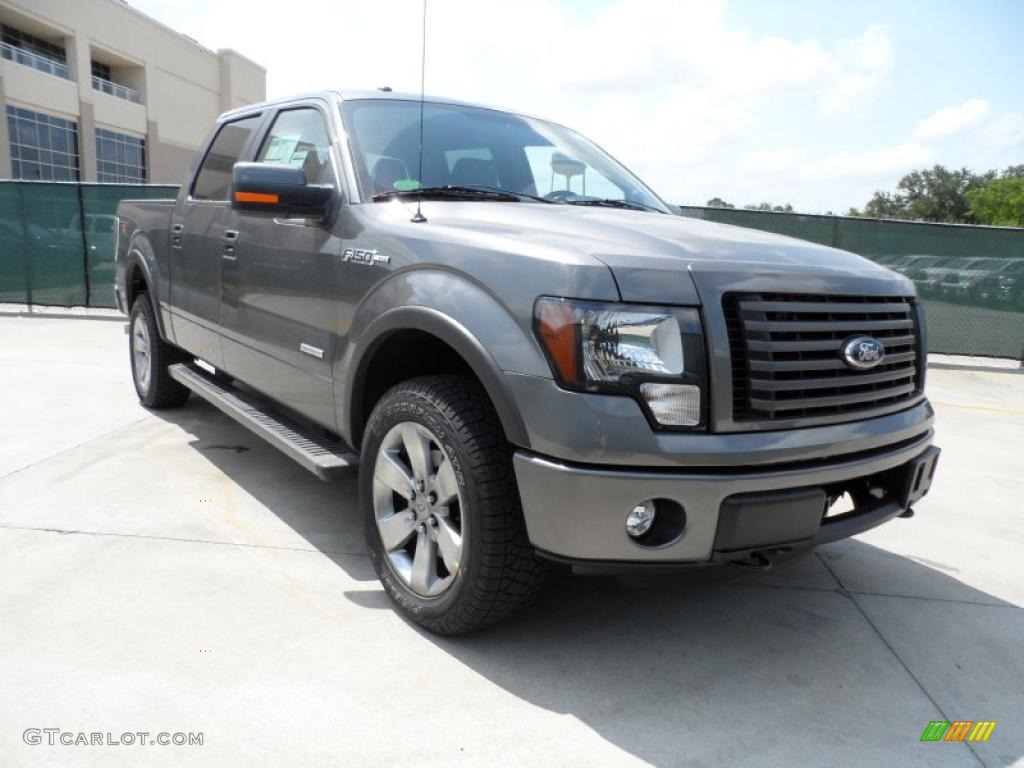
[341,99,669,212]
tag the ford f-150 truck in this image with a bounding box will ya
[115,90,940,634]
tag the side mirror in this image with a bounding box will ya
[231,162,333,218]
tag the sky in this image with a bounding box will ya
[126,0,1024,212]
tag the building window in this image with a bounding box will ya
[91,60,111,81]
[91,58,141,104]
[6,106,79,181]
[1,24,66,62]
[96,128,146,183]
[0,24,69,79]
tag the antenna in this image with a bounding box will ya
[411,0,428,223]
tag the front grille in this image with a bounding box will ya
[724,293,922,423]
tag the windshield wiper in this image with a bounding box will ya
[564,198,665,213]
[372,185,540,203]
[459,185,556,203]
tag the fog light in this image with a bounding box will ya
[639,383,701,427]
[626,500,657,538]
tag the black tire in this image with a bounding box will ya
[129,293,190,409]
[360,375,547,635]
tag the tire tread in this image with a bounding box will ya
[130,294,190,409]
[363,375,546,634]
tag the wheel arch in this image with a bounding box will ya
[125,257,149,310]
[122,234,169,340]
[344,306,532,451]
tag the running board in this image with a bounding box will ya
[169,362,357,480]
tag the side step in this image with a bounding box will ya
[169,362,357,480]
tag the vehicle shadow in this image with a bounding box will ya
[157,400,1023,767]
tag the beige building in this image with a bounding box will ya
[0,0,265,185]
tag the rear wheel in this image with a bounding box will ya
[129,294,190,409]
[360,375,546,634]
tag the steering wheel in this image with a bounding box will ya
[544,190,577,202]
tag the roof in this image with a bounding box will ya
[219,89,522,122]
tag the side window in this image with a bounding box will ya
[191,115,262,201]
[256,107,332,184]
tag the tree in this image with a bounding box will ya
[863,191,906,219]
[857,164,1024,225]
[966,176,1024,227]
[896,166,989,222]
[857,165,993,223]
[706,197,734,208]
[744,202,794,212]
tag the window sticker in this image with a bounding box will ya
[263,135,300,164]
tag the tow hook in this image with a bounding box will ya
[728,551,774,572]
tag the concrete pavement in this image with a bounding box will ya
[1,315,1022,767]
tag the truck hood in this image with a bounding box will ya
[386,201,912,304]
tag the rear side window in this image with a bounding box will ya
[255,107,332,184]
[191,114,262,201]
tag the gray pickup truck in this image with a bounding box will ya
[116,89,939,634]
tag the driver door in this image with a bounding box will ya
[220,103,342,430]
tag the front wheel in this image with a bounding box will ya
[129,294,190,409]
[360,375,546,634]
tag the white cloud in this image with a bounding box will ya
[979,112,1024,147]
[127,0,907,210]
[912,98,990,141]
[818,23,894,116]
[130,0,905,208]
[801,142,932,181]
[738,149,801,176]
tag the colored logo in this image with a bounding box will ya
[841,335,886,370]
[920,721,997,742]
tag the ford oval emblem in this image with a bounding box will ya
[841,336,886,370]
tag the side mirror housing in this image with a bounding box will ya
[231,162,333,218]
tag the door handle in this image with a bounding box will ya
[221,229,239,260]
[170,222,184,250]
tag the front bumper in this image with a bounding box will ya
[513,430,938,565]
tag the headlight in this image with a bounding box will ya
[534,297,706,429]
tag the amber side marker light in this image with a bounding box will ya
[535,298,580,384]
[234,191,279,204]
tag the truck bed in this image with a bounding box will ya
[114,197,177,315]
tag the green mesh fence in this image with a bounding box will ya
[679,207,1024,360]
[0,181,178,309]
[2,184,1021,358]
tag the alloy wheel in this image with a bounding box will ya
[372,422,464,597]
[132,313,152,394]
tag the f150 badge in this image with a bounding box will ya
[342,247,390,266]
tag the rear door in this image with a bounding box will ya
[170,113,263,367]
[220,102,342,429]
